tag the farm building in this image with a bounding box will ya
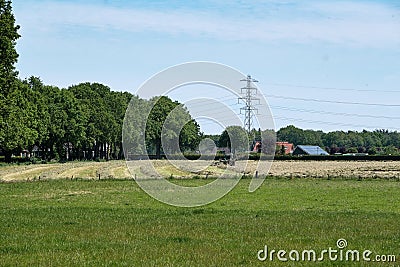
[293,145,329,156]
[252,141,262,153]
[276,142,294,154]
[252,141,294,154]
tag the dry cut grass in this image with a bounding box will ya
[1,160,400,181]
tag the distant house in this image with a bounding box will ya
[276,142,294,154]
[252,141,262,153]
[293,145,329,156]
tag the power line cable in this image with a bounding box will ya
[269,115,400,131]
[266,94,400,107]
[266,83,400,93]
[171,95,238,106]
[183,101,400,130]
[185,101,400,121]
[199,114,400,132]
[195,105,400,130]
[270,105,400,120]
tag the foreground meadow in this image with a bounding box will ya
[0,178,399,266]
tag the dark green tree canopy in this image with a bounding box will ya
[0,0,24,162]
[145,96,201,158]
[0,0,20,96]
[219,126,249,153]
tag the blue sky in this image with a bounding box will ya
[13,0,400,134]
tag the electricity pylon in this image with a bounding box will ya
[238,75,260,134]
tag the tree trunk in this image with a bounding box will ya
[4,151,12,163]
[156,139,161,159]
[118,143,124,160]
[94,142,99,159]
[105,143,109,161]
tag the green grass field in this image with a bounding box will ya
[1,178,399,266]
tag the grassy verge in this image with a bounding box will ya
[0,178,399,266]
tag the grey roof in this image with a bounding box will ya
[295,145,329,155]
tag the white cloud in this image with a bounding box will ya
[16,1,400,47]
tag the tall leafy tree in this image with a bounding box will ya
[219,126,249,153]
[146,96,178,158]
[1,81,40,161]
[0,1,26,162]
[69,83,113,160]
[123,95,149,157]
[261,129,276,155]
[24,77,50,152]
[106,91,133,159]
[146,96,201,158]
[68,82,132,160]
[277,125,306,146]
[179,120,201,152]
[0,0,20,97]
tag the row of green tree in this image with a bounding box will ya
[1,78,131,162]
[1,77,202,162]
[206,125,400,156]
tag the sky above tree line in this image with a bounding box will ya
[13,0,400,134]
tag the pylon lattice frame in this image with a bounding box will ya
[238,75,260,134]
